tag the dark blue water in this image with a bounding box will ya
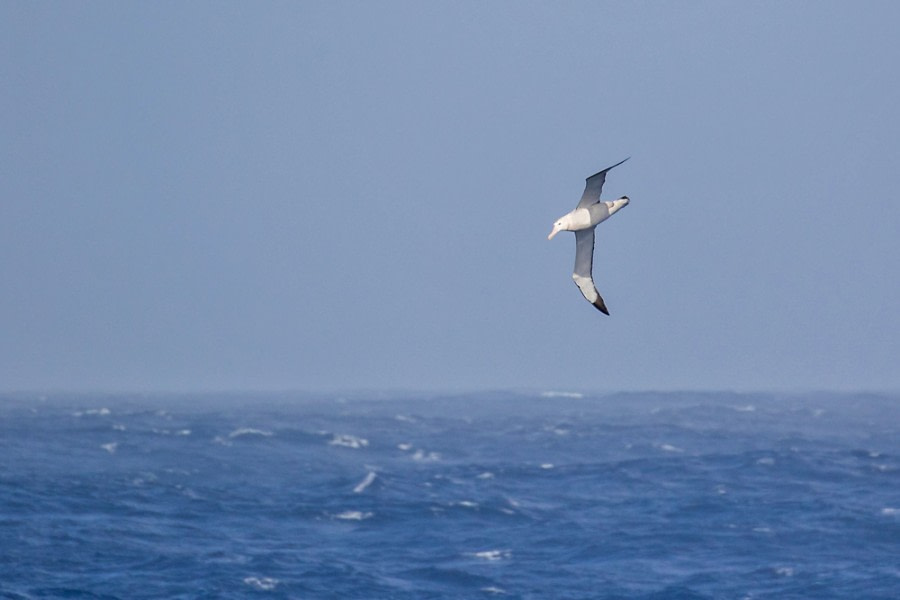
[1,391,898,599]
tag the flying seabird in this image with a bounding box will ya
[548,158,630,315]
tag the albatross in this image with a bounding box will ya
[548,158,630,315]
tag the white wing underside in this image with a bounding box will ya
[572,228,608,314]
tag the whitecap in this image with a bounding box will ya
[659,444,684,453]
[333,511,373,521]
[112,424,126,431]
[74,408,111,417]
[540,463,554,470]
[540,391,583,399]
[470,550,511,561]
[101,442,118,454]
[734,404,756,412]
[329,434,369,449]
[397,443,413,451]
[774,566,794,577]
[477,471,495,479]
[175,429,192,436]
[881,507,899,516]
[456,500,478,508]
[353,471,377,494]
[412,449,441,461]
[228,428,273,439]
[395,414,416,423]
[481,586,508,595]
[757,457,775,465]
[243,576,278,590]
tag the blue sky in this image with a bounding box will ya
[1,2,898,392]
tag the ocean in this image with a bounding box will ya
[1,391,898,599]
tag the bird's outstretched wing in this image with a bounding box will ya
[572,227,609,315]
[576,157,629,210]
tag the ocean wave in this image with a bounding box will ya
[540,391,583,399]
[469,549,511,561]
[546,425,571,436]
[243,576,278,590]
[481,586,509,595]
[152,428,193,436]
[74,408,111,417]
[332,511,373,521]
[353,471,377,493]
[228,427,273,438]
[412,449,441,461]
[329,434,369,449]
[659,444,685,453]
[6,390,899,599]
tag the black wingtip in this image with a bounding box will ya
[606,156,630,170]
[586,157,630,181]
[593,296,610,315]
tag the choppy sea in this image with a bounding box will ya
[1,391,898,599]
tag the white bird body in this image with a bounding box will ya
[548,158,630,315]
[554,199,629,232]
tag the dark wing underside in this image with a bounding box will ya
[573,228,609,315]
[575,157,630,210]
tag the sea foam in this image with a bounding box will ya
[469,550,511,561]
[540,391,583,399]
[353,471,377,493]
[329,434,369,449]
[243,576,278,590]
[228,428,273,438]
[333,511,373,521]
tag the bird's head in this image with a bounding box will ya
[548,215,571,240]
